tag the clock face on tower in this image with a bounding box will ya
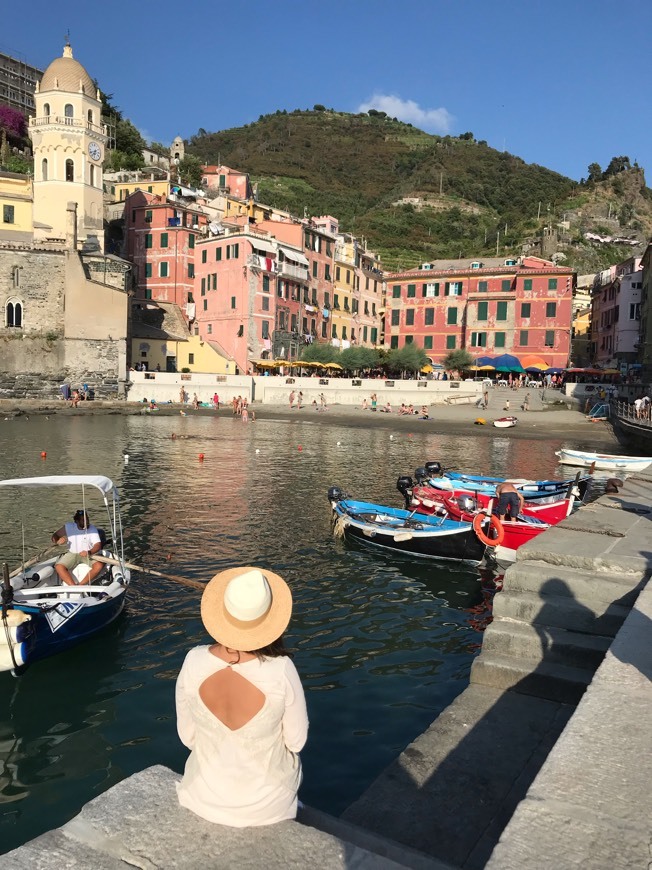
[88,142,102,162]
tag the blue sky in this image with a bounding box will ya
[4,0,652,181]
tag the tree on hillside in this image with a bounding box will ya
[587,162,602,182]
[300,343,340,364]
[104,150,144,172]
[604,156,631,178]
[385,343,428,374]
[178,155,203,188]
[115,119,146,156]
[442,348,474,371]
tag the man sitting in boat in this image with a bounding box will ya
[492,483,525,523]
[51,510,103,586]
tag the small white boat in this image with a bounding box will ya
[556,449,652,472]
[493,416,518,429]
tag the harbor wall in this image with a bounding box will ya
[126,371,481,406]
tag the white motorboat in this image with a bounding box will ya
[556,449,652,472]
[493,416,518,429]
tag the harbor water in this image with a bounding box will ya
[0,413,585,853]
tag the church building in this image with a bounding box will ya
[0,43,131,399]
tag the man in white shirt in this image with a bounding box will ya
[51,510,103,586]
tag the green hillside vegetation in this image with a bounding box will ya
[186,109,652,271]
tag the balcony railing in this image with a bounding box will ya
[277,261,308,280]
[30,115,106,136]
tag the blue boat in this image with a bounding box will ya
[421,462,591,503]
[1,475,131,674]
[328,487,487,565]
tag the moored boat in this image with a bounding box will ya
[328,487,487,565]
[556,448,652,472]
[493,416,518,428]
[0,475,131,674]
[421,462,591,503]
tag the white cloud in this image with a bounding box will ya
[357,94,453,134]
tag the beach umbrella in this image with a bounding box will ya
[520,355,549,370]
[324,362,343,370]
[602,368,621,375]
[477,364,496,371]
[476,356,494,366]
[525,366,546,373]
[421,364,433,373]
[545,368,563,374]
[492,353,525,373]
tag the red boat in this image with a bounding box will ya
[396,474,575,562]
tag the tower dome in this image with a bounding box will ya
[40,44,95,95]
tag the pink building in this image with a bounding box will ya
[126,190,207,309]
[200,164,252,200]
[385,256,574,368]
[590,256,642,369]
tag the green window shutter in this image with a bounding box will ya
[478,281,487,292]
[477,300,488,321]
[263,275,270,292]
[391,309,400,325]
[407,284,416,298]
[520,330,529,346]
[390,336,399,349]
[424,335,433,349]
[422,283,428,297]
[425,308,434,325]
[446,335,456,349]
[145,263,152,278]
[231,296,236,309]
[497,301,507,320]
[521,303,531,318]
[392,285,401,298]
[405,335,414,344]
[406,309,415,325]
[495,332,506,348]
[363,326,368,342]
[160,262,168,277]
[444,282,450,295]
[161,232,168,248]
[233,244,239,259]
[217,247,222,261]
[447,307,458,325]
[188,264,195,278]
[502,279,511,291]
[189,234,195,249]
[523,278,532,291]
[545,330,555,346]
[145,288,152,299]
[145,234,152,249]
[548,278,558,290]
[546,302,557,317]
[371,327,378,343]
[201,249,207,263]
[201,277,206,294]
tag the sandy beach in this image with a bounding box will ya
[0,397,619,445]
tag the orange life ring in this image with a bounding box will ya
[472,512,505,547]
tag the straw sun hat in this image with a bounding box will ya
[200,566,293,652]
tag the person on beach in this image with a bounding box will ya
[232,396,238,415]
[371,394,377,412]
[380,401,392,413]
[483,388,489,409]
[241,405,249,423]
[175,566,308,826]
[213,393,220,410]
[51,510,103,586]
[71,389,81,408]
[521,392,530,412]
[289,391,296,409]
[319,393,327,410]
[193,393,200,410]
[180,387,186,405]
[398,404,408,415]
[361,398,369,411]
[419,405,429,419]
[493,483,524,523]
[503,399,510,412]
[297,391,303,409]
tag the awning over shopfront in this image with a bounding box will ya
[279,246,309,266]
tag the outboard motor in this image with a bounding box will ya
[414,467,428,485]
[424,461,443,477]
[458,495,478,513]
[328,485,345,503]
[396,475,414,508]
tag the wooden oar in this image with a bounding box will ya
[93,554,205,592]
[9,544,62,580]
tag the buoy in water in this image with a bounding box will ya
[255,449,260,454]
[336,441,341,447]
[390,435,394,440]
[298,445,303,452]
[123,454,129,463]
[198,453,205,461]
[40,451,47,459]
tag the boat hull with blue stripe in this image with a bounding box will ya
[422,464,591,503]
[329,491,487,565]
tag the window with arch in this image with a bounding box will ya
[43,102,50,117]
[64,103,74,118]
[65,159,74,182]
[6,299,23,328]
[42,158,48,181]
[87,109,93,124]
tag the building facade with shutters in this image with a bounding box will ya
[385,256,574,368]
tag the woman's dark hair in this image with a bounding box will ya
[253,635,293,659]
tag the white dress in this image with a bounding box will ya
[175,646,309,827]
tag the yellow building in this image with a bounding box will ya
[107,177,171,203]
[333,235,356,347]
[0,171,33,243]
[571,305,592,367]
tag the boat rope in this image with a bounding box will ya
[332,515,349,539]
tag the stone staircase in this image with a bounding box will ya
[471,558,645,704]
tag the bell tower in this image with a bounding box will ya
[29,43,107,250]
